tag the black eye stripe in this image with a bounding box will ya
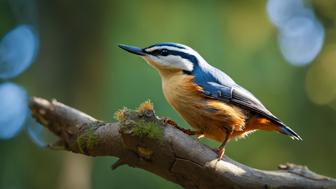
[146,49,198,66]
[166,50,198,65]
[147,48,169,56]
[148,49,162,56]
[160,49,169,56]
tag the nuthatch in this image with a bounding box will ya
[119,42,301,160]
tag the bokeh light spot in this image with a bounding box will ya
[278,16,324,66]
[267,0,306,27]
[267,0,325,66]
[0,24,39,79]
[0,82,28,139]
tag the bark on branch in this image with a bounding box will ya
[29,97,336,189]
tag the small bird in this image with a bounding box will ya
[119,42,301,160]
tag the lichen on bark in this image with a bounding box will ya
[76,122,100,153]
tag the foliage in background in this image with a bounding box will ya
[0,0,335,189]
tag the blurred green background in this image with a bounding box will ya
[0,0,335,189]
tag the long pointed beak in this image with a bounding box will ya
[118,44,146,56]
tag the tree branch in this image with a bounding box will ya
[29,97,336,189]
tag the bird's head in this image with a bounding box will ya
[119,42,205,74]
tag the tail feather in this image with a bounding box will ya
[264,115,302,141]
[251,116,302,140]
[277,124,302,140]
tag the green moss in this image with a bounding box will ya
[114,107,128,121]
[137,100,153,113]
[137,146,153,159]
[76,127,98,154]
[133,120,163,142]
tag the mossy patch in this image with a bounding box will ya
[76,127,98,154]
[133,120,163,143]
[114,107,128,121]
[137,146,153,159]
[116,101,163,143]
[137,100,153,113]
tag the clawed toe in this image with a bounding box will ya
[216,147,225,160]
[210,147,225,160]
[196,134,205,139]
[161,117,178,127]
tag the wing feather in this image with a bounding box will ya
[202,81,279,123]
[187,57,301,139]
[197,79,301,140]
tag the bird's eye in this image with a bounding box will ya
[159,49,169,56]
[147,49,169,56]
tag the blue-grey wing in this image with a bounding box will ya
[231,85,280,122]
[201,81,281,123]
[193,64,280,123]
[192,64,301,140]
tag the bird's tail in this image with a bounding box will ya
[249,116,302,140]
[277,123,302,141]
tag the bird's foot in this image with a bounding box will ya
[160,117,203,137]
[161,117,179,127]
[214,128,232,161]
[211,147,225,161]
[196,134,205,139]
[216,147,225,161]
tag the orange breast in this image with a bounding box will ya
[160,71,247,142]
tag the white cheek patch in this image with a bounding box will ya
[159,55,193,71]
[144,55,193,71]
[143,56,161,68]
[144,45,198,72]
